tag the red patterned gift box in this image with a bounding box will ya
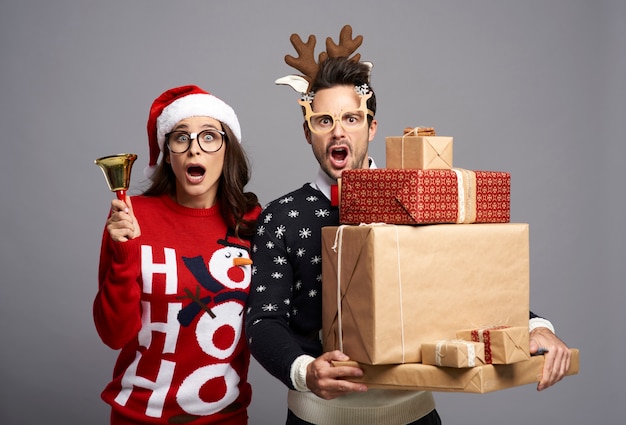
[339,168,510,225]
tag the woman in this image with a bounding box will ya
[94,85,261,424]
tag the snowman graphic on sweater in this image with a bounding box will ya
[174,233,253,417]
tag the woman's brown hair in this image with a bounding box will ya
[143,123,259,238]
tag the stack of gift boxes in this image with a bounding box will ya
[321,127,578,393]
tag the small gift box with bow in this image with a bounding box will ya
[421,340,487,368]
[386,127,453,170]
[456,326,530,365]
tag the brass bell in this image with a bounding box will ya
[94,153,137,200]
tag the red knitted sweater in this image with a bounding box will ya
[94,194,260,424]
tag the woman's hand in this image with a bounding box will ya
[106,196,141,242]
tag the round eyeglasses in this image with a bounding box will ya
[166,129,225,153]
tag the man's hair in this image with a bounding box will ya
[309,57,377,119]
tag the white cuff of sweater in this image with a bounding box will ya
[529,317,555,334]
[290,354,316,392]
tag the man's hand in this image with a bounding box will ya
[306,350,368,400]
[529,327,571,391]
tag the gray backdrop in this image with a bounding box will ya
[1,1,624,423]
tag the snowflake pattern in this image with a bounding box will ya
[300,92,315,102]
[355,83,371,96]
[256,225,265,236]
[275,225,286,239]
[315,209,330,218]
[273,256,287,265]
[246,184,341,382]
[262,303,278,312]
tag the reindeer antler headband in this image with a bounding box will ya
[275,25,373,95]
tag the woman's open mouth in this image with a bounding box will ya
[186,165,206,183]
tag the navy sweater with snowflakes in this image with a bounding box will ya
[245,183,337,388]
[245,178,551,393]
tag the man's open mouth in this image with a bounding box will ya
[331,146,348,162]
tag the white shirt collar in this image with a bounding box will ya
[311,157,377,201]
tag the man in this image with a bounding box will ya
[245,27,571,425]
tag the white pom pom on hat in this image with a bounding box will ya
[145,85,241,178]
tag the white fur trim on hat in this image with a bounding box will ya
[156,93,242,150]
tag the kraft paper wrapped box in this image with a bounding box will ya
[339,169,510,225]
[421,340,486,368]
[386,135,453,169]
[321,223,529,365]
[456,326,530,364]
[332,349,580,393]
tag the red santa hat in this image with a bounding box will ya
[145,85,241,177]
